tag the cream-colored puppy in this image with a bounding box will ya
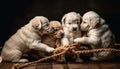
[74,11,115,60]
[61,12,82,62]
[1,16,55,62]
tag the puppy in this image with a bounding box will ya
[74,11,115,61]
[29,21,64,59]
[61,12,82,62]
[29,21,64,61]
[42,21,64,48]
[1,16,55,62]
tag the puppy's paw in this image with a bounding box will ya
[45,47,55,53]
[12,59,29,62]
[74,38,81,43]
[56,56,66,63]
[99,51,110,57]
[61,56,66,62]
[90,57,99,61]
[75,59,83,63]
[19,59,29,62]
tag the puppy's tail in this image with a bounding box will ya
[0,56,2,63]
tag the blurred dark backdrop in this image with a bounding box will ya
[0,0,120,46]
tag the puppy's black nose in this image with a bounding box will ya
[73,27,77,31]
[61,33,64,38]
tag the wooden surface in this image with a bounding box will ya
[0,60,120,69]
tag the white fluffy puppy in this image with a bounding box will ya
[61,12,82,62]
[1,16,54,62]
[74,11,115,60]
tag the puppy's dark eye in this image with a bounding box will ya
[46,23,49,26]
[68,22,72,25]
[83,21,87,24]
[44,23,49,27]
[77,21,79,24]
[52,28,57,32]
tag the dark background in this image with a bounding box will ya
[0,0,120,46]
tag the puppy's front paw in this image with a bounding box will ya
[12,59,29,63]
[19,59,29,62]
[61,56,66,62]
[99,51,110,57]
[90,57,99,61]
[45,47,55,53]
[75,59,83,63]
[74,38,81,43]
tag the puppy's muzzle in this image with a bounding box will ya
[55,30,64,38]
[57,33,64,38]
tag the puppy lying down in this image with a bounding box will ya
[1,16,55,62]
[74,11,115,61]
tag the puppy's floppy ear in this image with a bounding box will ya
[100,18,105,24]
[31,16,42,30]
[90,17,100,28]
[77,13,81,18]
[61,15,66,26]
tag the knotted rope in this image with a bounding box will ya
[12,43,120,69]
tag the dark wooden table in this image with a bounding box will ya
[0,60,120,69]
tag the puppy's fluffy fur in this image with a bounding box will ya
[42,21,64,48]
[29,21,64,59]
[74,11,115,60]
[1,16,55,62]
[61,12,82,62]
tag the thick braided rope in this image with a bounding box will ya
[72,48,120,54]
